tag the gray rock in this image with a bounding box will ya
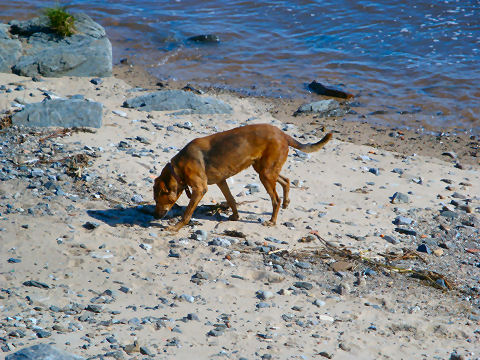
[191,229,208,241]
[256,290,274,300]
[209,237,231,247]
[293,281,313,290]
[12,98,103,128]
[131,194,144,203]
[294,99,344,117]
[393,216,413,226]
[391,192,409,204]
[123,90,232,114]
[3,14,112,77]
[6,343,84,360]
[0,24,22,72]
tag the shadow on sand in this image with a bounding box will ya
[86,204,257,228]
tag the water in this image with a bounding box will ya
[1,1,479,132]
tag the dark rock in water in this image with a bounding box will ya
[187,34,220,43]
[5,343,85,360]
[12,98,103,128]
[308,80,353,99]
[1,14,112,77]
[123,90,232,114]
[294,99,344,117]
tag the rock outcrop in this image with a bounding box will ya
[123,90,233,114]
[0,13,112,77]
[12,98,103,128]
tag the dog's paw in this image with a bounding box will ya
[262,220,276,227]
[165,223,182,233]
[228,214,239,221]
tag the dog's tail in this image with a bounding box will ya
[286,132,333,153]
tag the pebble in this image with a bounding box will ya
[391,192,410,204]
[394,216,413,226]
[256,290,274,300]
[131,194,144,203]
[395,227,417,236]
[383,235,399,244]
[180,294,195,303]
[313,299,326,307]
[209,237,231,247]
[417,243,432,254]
[112,110,128,117]
[245,183,260,194]
[293,281,313,290]
[192,229,208,241]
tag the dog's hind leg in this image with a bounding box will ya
[217,179,239,221]
[277,175,290,209]
[258,172,281,226]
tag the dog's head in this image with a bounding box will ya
[153,165,183,219]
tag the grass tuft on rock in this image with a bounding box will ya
[44,6,76,37]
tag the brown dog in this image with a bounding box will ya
[153,123,332,231]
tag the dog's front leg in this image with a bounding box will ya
[167,185,207,232]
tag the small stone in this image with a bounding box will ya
[440,210,458,219]
[90,78,103,85]
[35,329,52,338]
[295,261,311,269]
[334,283,350,295]
[433,248,444,257]
[245,183,260,194]
[131,194,144,203]
[369,167,380,176]
[383,235,399,244]
[86,304,103,313]
[112,110,128,117]
[209,237,231,247]
[395,227,417,236]
[23,280,49,289]
[191,229,208,241]
[331,261,353,272]
[83,221,100,230]
[393,216,413,226]
[180,294,195,303]
[313,299,326,307]
[119,286,131,293]
[293,281,313,290]
[140,346,154,356]
[417,243,431,254]
[391,192,409,204]
[256,290,274,300]
[8,258,21,263]
[256,302,271,309]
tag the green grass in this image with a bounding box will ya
[44,6,76,37]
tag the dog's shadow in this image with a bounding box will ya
[86,204,257,228]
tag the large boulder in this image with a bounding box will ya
[12,98,103,128]
[123,90,233,114]
[0,13,112,77]
[6,343,84,360]
[0,24,22,73]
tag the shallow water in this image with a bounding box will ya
[1,1,479,132]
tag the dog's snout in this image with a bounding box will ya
[154,208,168,219]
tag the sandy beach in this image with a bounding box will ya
[1,71,479,359]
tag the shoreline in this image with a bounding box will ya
[1,71,479,359]
[113,62,479,167]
